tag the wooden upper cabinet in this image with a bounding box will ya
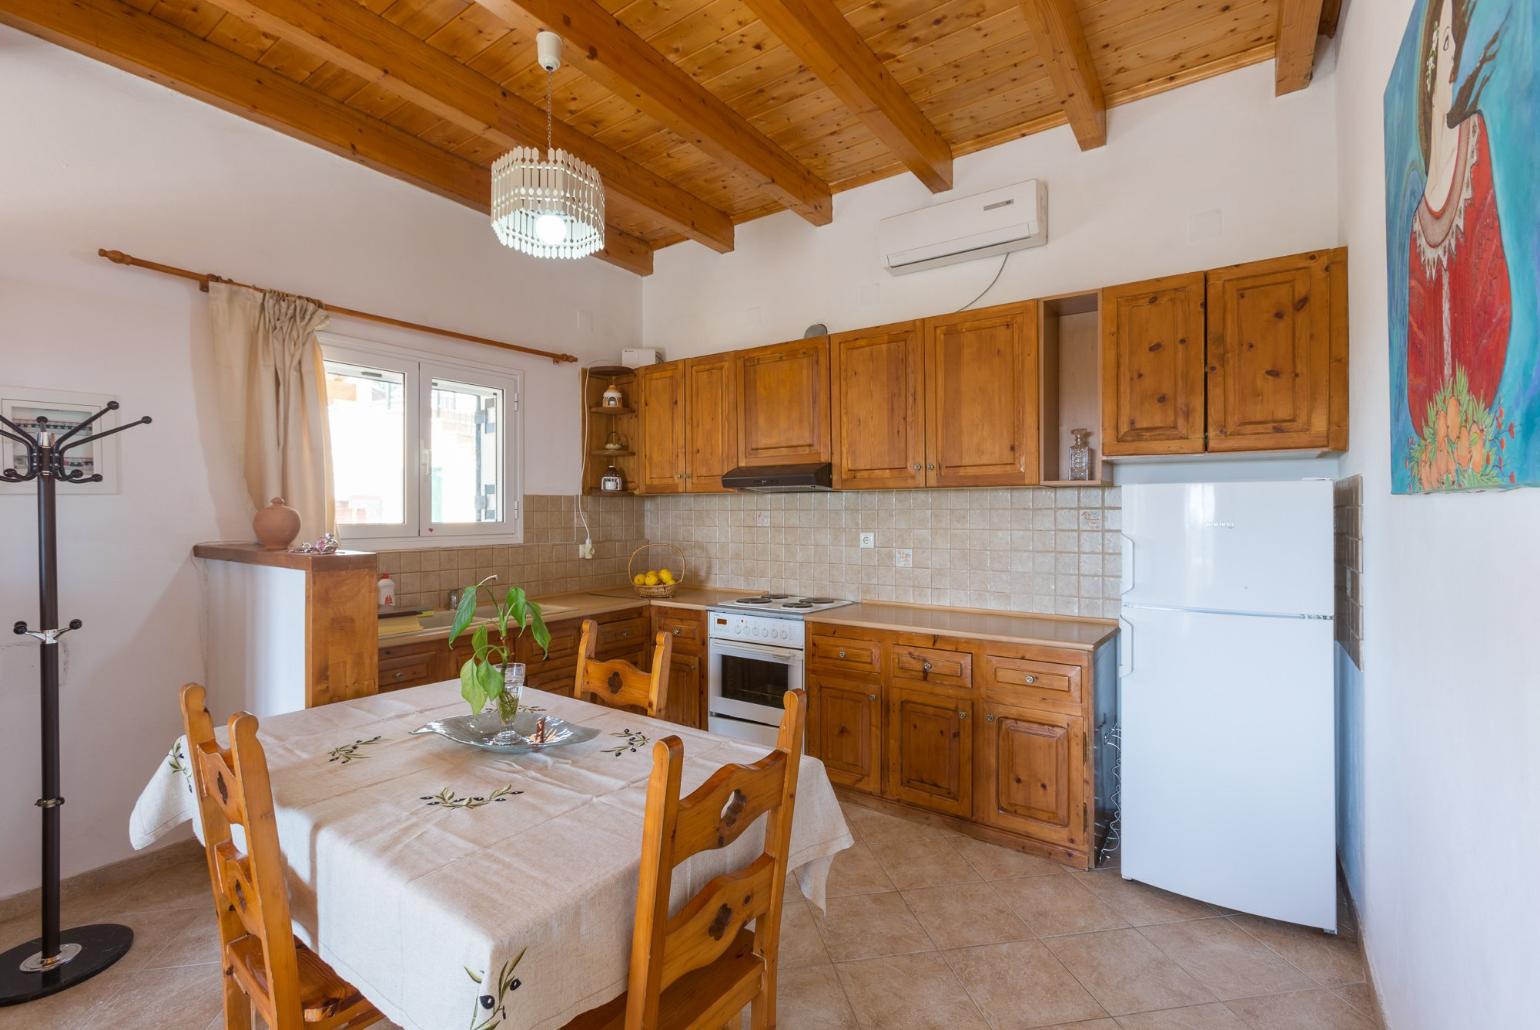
[1206,249,1347,452]
[1100,273,1207,456]
[923,302,1040,487]
[685,353,737,492]
[636,361,687,494]
[830,322,925,489]
[736,337,831,466]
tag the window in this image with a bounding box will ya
[322,335,521,546]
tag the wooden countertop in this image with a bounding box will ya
[377,583,1114,651]
[807,602,1118,651]
[193,541,376,572]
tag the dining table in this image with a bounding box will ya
[129,681,853,1030]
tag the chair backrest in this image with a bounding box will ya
[179,683,304,1029]
[573,618,672,718]
[624,689,807,1029]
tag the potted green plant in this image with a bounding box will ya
[447,576,552,723]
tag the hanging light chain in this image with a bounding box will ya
[545,68,554,159]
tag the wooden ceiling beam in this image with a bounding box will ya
[1275,0,1328,94]
[739,0,952,193]
[1019,0,1106,151]
[0,0,652,275]
[215,0,733,253]
[472,0,834,226]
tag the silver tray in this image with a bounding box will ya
[411,709,599,754]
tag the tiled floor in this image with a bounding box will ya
[0,801,1381,1029]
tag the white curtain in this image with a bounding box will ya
[209,282,334,542]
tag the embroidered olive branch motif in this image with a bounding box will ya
[327,735,383,765]
[466,948,526,1030]
[166,740,193,795]
[421,784,523,810]
[601,728,648,757]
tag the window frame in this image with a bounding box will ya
[320,332,524,549]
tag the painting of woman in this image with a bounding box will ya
[1386,0,1537,493]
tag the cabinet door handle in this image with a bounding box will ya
[926,463,936,470]
[921,660,933,673]
[957,709,968,720]
[868,693,877,701]
[912,463,922,471]
[672,627,682,635]
[984,713,996,722]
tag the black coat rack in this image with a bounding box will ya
[0,401,151,1006]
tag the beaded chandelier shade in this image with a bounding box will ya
[490,33,605,261]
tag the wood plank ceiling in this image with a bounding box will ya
[0,0,1341,275]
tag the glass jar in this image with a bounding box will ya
[1069,428,1094,481]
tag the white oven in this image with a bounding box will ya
[706,611,805,746]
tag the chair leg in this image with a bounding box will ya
[222,971,252,1030]
[750,986,771,1030]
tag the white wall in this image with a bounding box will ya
[0,26,637,898]
[644,60,1339,356]
[1332,2,1540,1026]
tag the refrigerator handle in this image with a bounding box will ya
[1118,616,1133,677]
[1119,533,1134,595]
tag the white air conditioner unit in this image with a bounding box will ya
[878,179,1048,275]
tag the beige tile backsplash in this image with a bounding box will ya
[374,494,646,613]
[374,487,1123,619]
[644,487,1123,618]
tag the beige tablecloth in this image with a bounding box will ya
[129,682,852,1030]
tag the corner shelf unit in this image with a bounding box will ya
[1039,292,1108,486]
[581,366,639,495]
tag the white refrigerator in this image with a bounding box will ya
[1119,480,1337,931]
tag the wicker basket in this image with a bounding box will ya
[627,543,686,598]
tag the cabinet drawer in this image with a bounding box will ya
[378,640,438,664]
[889,642,973,690]
[980,652,1084,712]
[379,653,436,691]
[808,633,882,677]
[597,617,649,653]
[526,660,578,697]
[521,619,581,662]
[653,607,706,653]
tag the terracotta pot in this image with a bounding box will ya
[253,497,301,550]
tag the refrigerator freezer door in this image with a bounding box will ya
[1121,481,1333,616]
[1120,606,1336,930]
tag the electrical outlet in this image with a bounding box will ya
[577,538,594,559]
[859,532,876,549]
[894,548,913,568]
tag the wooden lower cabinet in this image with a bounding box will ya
[886,686,973,818]
[807,674,882,793]
[651,606,707,730]
[807,620,1111,868]
[977,702,1088,852]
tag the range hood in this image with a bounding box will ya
[722,463,833,493]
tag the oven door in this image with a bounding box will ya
[707,638,805,731]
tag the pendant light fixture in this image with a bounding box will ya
[490,32,605,260]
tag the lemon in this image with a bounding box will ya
[659,568,676,584]
[644,571,660,587]
[632,573,647,586]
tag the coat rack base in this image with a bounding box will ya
[0,923,133,1006]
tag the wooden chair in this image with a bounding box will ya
[563,689,807,1030]
[179,684,383,1030]
[573,618,672,718]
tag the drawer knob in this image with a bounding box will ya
[672,627,682,635]
[838,650,847,659]
[1024,674,1037,684]
[393,672,406,681]
[868,693,877,701]
[921,660,933,673]
[985,713,996,722]
[957,709,968,720]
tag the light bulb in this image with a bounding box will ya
[534,213,568,245]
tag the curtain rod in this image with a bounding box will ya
[97,249,578,364]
